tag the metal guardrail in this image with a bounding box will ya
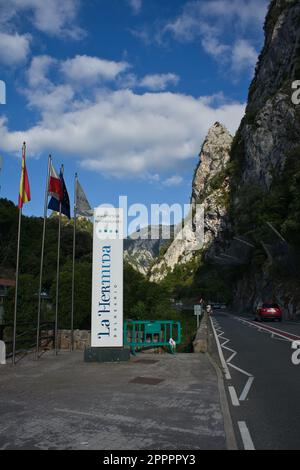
[1,321,55,362]
[124,320,181,355]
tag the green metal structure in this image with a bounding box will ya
[124,320,181,355]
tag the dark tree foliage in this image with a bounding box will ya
[0,198,175,328]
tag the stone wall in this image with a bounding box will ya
[193,313,209,353]
[41,329,91,351]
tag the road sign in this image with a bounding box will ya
[194,305,202,316]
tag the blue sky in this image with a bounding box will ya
[0,0,269,225]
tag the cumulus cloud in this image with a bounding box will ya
[0,32,31,66]
[231,39,258,73]
[145,0,269,76]
[61,55,130,84]
[0,87,245,177]
[0,51,245,179]
[26,55,56,88]
[139,74,180,91]
[0,0,84,39]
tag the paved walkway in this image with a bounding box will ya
[0,351,229,450]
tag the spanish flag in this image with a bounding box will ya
[18,142,31,209]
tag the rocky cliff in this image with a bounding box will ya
[227,0,300,317]
[150,0,300,319]
[150,122,233,281]
[232,0,300,190]
[124,225,173,275]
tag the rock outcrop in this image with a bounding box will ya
[228,0,300,317]
[233,0,300,190]
[145,1,300,320]
[150,122,232,281]
[124,225,173,275]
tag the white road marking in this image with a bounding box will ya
[210,317,231,380]
[237,317,299,343]
[238,421,255,450]
[239,376,255,402]
[222,347,237,363]
[228,386,240,407]
[227,362,253,377]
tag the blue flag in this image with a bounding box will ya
[48,170,71,219]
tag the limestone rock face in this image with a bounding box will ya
[150,122,233,281]
[229,0,300,315]
[124,225,173,275]
[235,0,300,189]
[192,122,232,204]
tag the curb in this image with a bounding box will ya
[207,353,238,451]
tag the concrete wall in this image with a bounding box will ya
[193,313,209,353]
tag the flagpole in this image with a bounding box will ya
[54,165,63,355]
[12,206,22,365]
[70,173,77,352]
[36,155,51,359]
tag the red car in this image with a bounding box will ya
[255,303,283,322]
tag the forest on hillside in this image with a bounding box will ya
[0,198,183,329]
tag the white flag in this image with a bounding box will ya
[76,179,93,217]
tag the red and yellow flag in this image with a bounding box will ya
[18,142,31,209]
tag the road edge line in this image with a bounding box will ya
[238,421,255,450]
[210,317,231,380]
[207,353,238,451]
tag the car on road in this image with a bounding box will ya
[255,303,283,322]
[211,302,227,310]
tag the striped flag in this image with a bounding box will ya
[48,169,71,219]
[18,143,31,209]
[48,160,63,201]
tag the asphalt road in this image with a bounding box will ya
[211,311,300,450]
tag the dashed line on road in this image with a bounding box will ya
[228,386,240,407]
[239,377,255,402]
[238,421,255,450]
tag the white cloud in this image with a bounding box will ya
[231,39,258,73]
[159,0,269,76]
[165,0,268,42]
[1,0,84,39]
[201,36,230,60]
[26,55,56,88]
[127,0,142,14]
[61,55,130,83]
[139,74,180,91]
[0,32,31,66]
[163,175,184,187]
[200,0,268,27]
[0,87,245,178]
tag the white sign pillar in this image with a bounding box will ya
[0,340,6,365]
[91,208,124,348]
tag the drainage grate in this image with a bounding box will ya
[130,376,164,385]
[134,359,159,365]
